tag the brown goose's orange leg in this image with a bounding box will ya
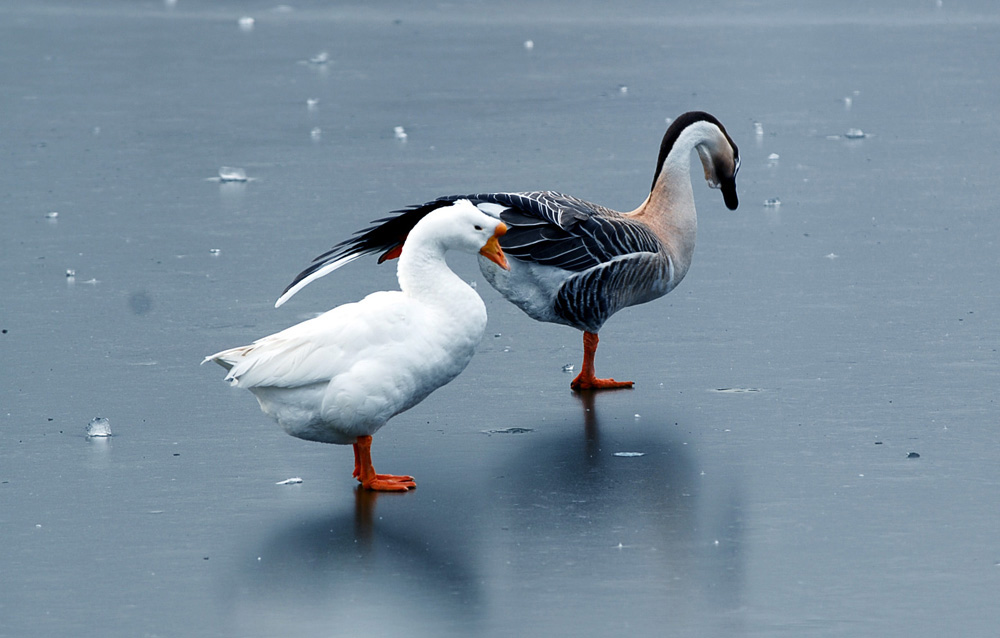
[354,435,416,492]
[570,331,634,391]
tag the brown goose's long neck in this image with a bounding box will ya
[627,138,699,280]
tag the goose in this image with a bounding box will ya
[275,111,739,390]
[204,200,509,491]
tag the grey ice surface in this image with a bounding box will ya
[2,1,999,637]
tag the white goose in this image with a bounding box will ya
[204,200,509,491]
[275,111,739,390]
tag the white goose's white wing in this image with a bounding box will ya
[205,290,413,389]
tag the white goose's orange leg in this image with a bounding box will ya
[354,435,416,492]
[570,331,634,391]
[352,441,362,479]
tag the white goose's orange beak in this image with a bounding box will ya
[479,222,509,270]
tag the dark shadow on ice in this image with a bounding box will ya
[226,488,483,636]
[489,391,746,633]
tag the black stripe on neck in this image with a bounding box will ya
[650,111,736,192]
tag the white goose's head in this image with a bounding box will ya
[409,199,509,270]
[653,111,740,210]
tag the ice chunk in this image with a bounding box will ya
[218,166,248,182]
[46,211,59,220]
[276,477,303,485]
[238,16,255,31]
[843,96,853,110]
[613,452,645,458]
[754,121,764,136]
[561,364,575,373]
[768,153,780,161]
[309,51,329,65]
[209,248,221,256]
[306,98,319,111]
[86,417,112,437]
[618,85,628,95]
[310,127,322,142]
[763,198,781,207]
[65,269,76,278]
[482,427,533,435]
[844,128,867,139]
[394,126,408,141]
[523,40,534,50]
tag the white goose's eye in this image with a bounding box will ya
[474,225,483,231]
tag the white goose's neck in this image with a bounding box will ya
[397,241,484,316]
[628,122,719,282]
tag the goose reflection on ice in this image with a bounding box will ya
[227,488,483,637]
[485,391,746,636]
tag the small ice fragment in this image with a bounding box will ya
[306,98,319,110]
[618,85,628,95]
[46,211,59,220]
[493,333,502,338]
[86,417,112,438]
[843,96,853,110]
[763,198,781,207]
[209,248,221,256]
[309,51,329,65]
[825,253,839,260]
[523,40,534,50]
[754,122,764,136]
[238,16,255,31]
[218,166,248,182]
[276,477,303,485]
[907,452,920,459]
[483,427,533,434]
[561,364,575,373]
[65,269,76,278]
[613,452,645,458]
[844,128,866,139]
[768,153,780,161]
[634,413,641,420]
[393,126,408,141]
[468,280,477,288]
[310,127,322,141]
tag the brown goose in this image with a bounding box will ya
[275,111,740,390]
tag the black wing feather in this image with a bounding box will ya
[280,190,663,296]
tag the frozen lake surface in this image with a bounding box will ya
[2,2,999,636]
